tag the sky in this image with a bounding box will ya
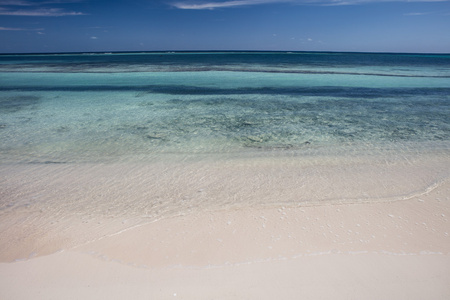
[0,0,449,53]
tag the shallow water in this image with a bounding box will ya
[0,68,449,163]
[0,52,449,245]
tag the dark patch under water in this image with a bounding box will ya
[2,85,450,99]
[0,95,41,113]
[108,92,449,150]
[0,52,448,161]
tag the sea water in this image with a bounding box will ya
[0,52,449,244]
[1,52,449,163]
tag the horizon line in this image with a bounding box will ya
[1,49,449,56]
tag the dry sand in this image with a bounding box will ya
[1,179,449,299]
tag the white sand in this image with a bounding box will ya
[1,251,449,300]
[1,179,449,299]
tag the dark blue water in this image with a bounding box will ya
[1,51,449,72]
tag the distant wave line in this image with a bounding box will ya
[0,66,449,78]
[2,85,450,97]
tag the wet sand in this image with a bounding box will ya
[1,178,449,299]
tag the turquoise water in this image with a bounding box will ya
[1,52,450,254]
[1,52,449,164]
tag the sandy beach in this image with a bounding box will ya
[1,175,449,299]
[1,51,449,299]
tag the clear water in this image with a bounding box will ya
[1,52,450,258]
[1,52,449,164]
[0,51,449,218]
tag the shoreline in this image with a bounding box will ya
[1,178,449,299]
[72,180,450,268]
[1,50,449,299]
[1,151,448,262]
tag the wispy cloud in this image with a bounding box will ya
[403,12,430,16]
[0,26,44,30]
[0,26,25,30]
[0,0,83,4]
[0,1,33,5]
[171,0,293,9]
[0,7,84,16]
[0,0,85,16]
[171,0,449,10]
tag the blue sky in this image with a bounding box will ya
[0,0,449,53]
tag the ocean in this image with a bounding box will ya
[0,52,449,250]
[1,52,449,162]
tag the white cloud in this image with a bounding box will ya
[0,0,82,5]
[0,1,33,5]
[0,26,44,30]
[0,0,85,16]
[171,0,293,9]
[0,7,84,16]
[403,12,430,16]
[90,36,98,39]
[171,0,449,10]
[0,26,25,30]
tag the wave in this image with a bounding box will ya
[1,85,450,97]
[1,64,449,78]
